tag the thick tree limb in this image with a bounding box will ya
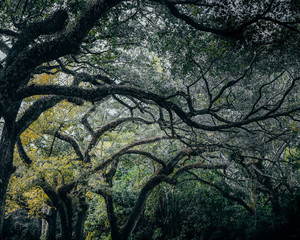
[0,28,18,37]
[0,0,122,102]
[15,96,64,136]
[80,106,97,134]
[172,162,227,181]
[125,150,166,167]
[121,174,168,239]
[6,10,69,65]
[0,40,10,55]
[16,137,32,165]
[121,148,201,238]
[154,0,300,39]
[153,0,234,37]
[17,84,300,131]
[43,131,84,161]
[38,177,60,207]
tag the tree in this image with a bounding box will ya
[1,0,300,238]
[8,96,226,240]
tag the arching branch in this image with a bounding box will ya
[43,131,84,162]
[125,150,166,167]
[83,117,155,163]
[93,136,169,172]
[16,137,32,165]
[15,96,64,136]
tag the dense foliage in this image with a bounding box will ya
[0,0,299,239]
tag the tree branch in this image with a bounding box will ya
[122,174,167,239]
[83,117,154,163]
[17,84,300,131]
[154,0,233,37]
[0,0,122,101]
[16,137,32,165]
[43,131,84,161]
[125,150,166,167]
[80,106,97,134]
[15,96,64,136]
[0,28,18,37]
[172,162,227,181]
[6,9,69,65]
[93,136,169,172]
[0,40,10,55]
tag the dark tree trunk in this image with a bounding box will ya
[104,194,121,240]
[57,203,72,240]
[65,197,73,239]
[74,196,88,240]
[58,183,75,240]
[40,180,76,240]
[0,125,17,239]
[47,208,57,240]
[121,175,166,240]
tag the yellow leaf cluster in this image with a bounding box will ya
[23,187,48,217]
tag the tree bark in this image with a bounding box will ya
[104,193,121,240]
[47,208,57,240]
[74,195,88,240]
[74,210,87,240]
[121,175,167,240]
[57,203,72,240]
[0,124,17,239]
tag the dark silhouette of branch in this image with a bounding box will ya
[16,137,32,165]
[125,150,166,167]
[43,131,84,161]
[93,136,169,172]
[17,84,300,131]
[15,96,64,136]
[83,117,155,163]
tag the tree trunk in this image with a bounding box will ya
[65,198,73,239]
[74,196,88,240]
[74,210,86,240]
[121,175,166,240]
[41,218,47,239]
[47,208,57,240]
[0,125,17,239]
[57,203,72,240]
[104,194,121,240]
[58,184,75,240]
